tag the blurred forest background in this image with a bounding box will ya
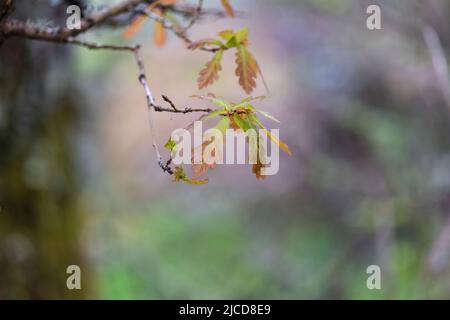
[1,0,450,299]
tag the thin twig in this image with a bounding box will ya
[66,37,138,51]
[183,0,204,32]
[1,0,150,41]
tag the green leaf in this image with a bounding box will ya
[173,166,208,185]
[235,28,249,44]
[264,129,292,155]
[256,109,280,123]
[248,114,291,155]
[225,37,239,49]
[218,30,235,42]
[217,29,248,49]
[164,137,177,151]
[233,113,253,131]
[232,104,256,112]
[248,113,265,129]
[205,108,227,119]
[238,96,266,104]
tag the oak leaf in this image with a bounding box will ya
[220,0,235,17]
[153,8,166,47]
[252,158,267,180]
[235,44,259,94]
[123,15,147,39]
[191,142,217,177]
[161,0,177,5]
[197,50,224,89]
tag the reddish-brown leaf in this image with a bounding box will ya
[123,15,147,39]
[191,142,217,177]
[252,159,267,180]
[229,115,240,130]
[161,0,177,5]
[154,21,166,47]
[235,45,259,94]
[198,49,224,89]
[220,0,235,17]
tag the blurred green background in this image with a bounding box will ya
[1,0,450,299]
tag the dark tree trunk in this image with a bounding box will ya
[0,1,90,299]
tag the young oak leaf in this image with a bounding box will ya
[198,49,224,89]
[173,166,208,185]
[153,8,167,47]
[220,0,235,18]
[192,28,267,92]
[252,158,267,180]
[248,113,292,156]
[164,137,177,152]
[154,21,166,47]
[191,141,217,177]
[123,1,164,40]
[191,117,230,178]
[235,44,259,94]
[123,14,147,39]
[190,94,231,110]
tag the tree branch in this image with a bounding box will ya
[0,0,226,176]
[1,0,152,40]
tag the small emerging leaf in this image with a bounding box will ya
[256,109,280,123]
[218,30,235,42]
[190,94,231,110]
[237,96,266,105]
[233,104,256,112]
[173,166,208,185]
[173,166,188,182]
[234,28,249,44]
[265,129,292,155]
[164,137,177,152]
[252,159,267,180]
